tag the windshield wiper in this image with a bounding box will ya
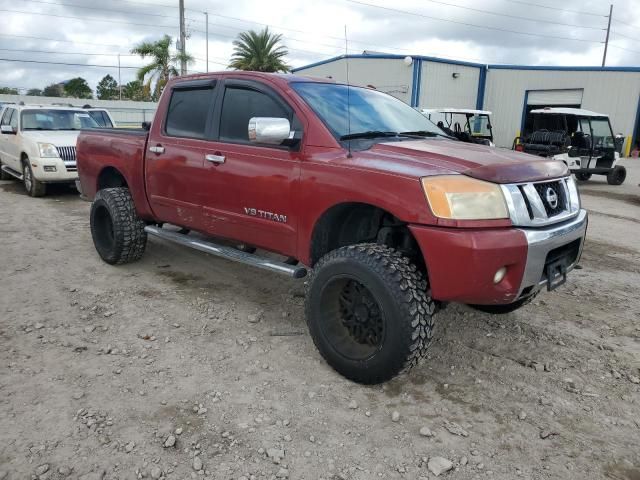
[339,131,400,141]
[400,130,455,140]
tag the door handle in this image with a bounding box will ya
[205,153,225,164]
[149,145,165,154]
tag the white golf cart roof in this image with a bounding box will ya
[421,108,492,115]
[529,107,608,118]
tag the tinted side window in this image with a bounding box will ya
[166,88,214,138]
[10,110,18,129]
[219,87,288,142]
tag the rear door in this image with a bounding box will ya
[145,79,217,229]
[196,78,303,256]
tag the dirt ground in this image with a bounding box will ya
[1,159,639,480]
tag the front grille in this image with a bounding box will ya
[533,181,567,217]
[501,177,580,227]
[56,146,76,161]
[56,146,77,172]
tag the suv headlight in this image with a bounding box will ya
[38,143,60,158]
[421,175,508,220]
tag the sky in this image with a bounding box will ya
[0,0,638,94]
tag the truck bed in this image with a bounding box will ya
[76,128,155,219]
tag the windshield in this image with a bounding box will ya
[291,82,443,140]
[469,115,491,137]
[21,109,99,131]
[588,117,615,150]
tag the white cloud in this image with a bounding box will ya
[0,0,638,93]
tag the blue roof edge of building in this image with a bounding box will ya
[291,53,640,73]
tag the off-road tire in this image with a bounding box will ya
[90,187,147,265]
[606,165,626,186]
[469,291,539,315]
[305,243,437,384]
[22,159,46,197]
[574,172,591,182]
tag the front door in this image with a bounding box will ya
[197,79,302,257]
[145,80,218,229]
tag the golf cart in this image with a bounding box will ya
[421,108,494,146]
[513,107,626,185]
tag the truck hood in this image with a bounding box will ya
[21,130,81,147]
[356,139,568,184]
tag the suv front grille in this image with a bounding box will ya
[501,177,580,227]
[56,146,77,172]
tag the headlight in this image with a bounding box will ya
[421,175,508,220]
[38,143,60,158]
[566,175,580,211]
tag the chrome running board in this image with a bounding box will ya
[1,165,23,180]
[144,225,307,279]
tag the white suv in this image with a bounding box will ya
[0,104,99,196]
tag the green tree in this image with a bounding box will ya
[26,88,43,96]
[96,74,119,100]
[229,27,289,72]
[63,78,93,99]
[131,35,193,101]
[0,87,19,94]
[43,83,64,97]
[122,80,149,101]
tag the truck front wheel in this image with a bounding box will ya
[305,244,437,384]
[90,187,147,265]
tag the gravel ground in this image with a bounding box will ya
[1,159,639,480]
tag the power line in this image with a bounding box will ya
[496,0,607,17]
[343,0,603,43]
[0,8,179,31]
[13,0,180,20]
[360,0,606,30]
[610,30,640,42]
[0,33,124,49]
[612,18,640,30]
[608,44,640,55]
[0,47,137,57]
[0,58,140,68]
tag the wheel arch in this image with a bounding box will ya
[308,201,426,273]
[97,166,128,191]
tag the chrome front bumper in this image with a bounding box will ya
[517,209,588,297]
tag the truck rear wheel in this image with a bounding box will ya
[606,165,626,186]
[305,244,436,384]
[90,187,147,265]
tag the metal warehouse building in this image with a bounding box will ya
[292,54,640,155]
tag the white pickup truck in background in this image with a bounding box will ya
[0,104,99,196]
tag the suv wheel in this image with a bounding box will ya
[606,165,626,186]
[90,187,147,265]
[305,244,437,384]
[574,172,591,182]
[22,159,46,197]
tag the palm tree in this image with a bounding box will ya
[131,35,193,100]
[229,28,289,72]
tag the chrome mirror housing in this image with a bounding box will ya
[248,117,292,145]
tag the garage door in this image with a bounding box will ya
[527,89,583,106]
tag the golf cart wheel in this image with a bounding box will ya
[575,172,592,182]
[305,243,437,384]
[606,166,626,186]
[90,187,147,265]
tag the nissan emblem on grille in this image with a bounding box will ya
[545,187,558,209]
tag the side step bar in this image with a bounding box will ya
[1,165,23,180]
[144,225,307,279]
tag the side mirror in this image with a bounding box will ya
[0,125,16,135]
[141,121,151,131]
[248,117,292,145]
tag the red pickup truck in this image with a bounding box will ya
[77,72,587,384]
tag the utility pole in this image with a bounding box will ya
[179,0,186,75]
[602,4,613,67]
[118,54,122,100]
[205,11,209,72]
